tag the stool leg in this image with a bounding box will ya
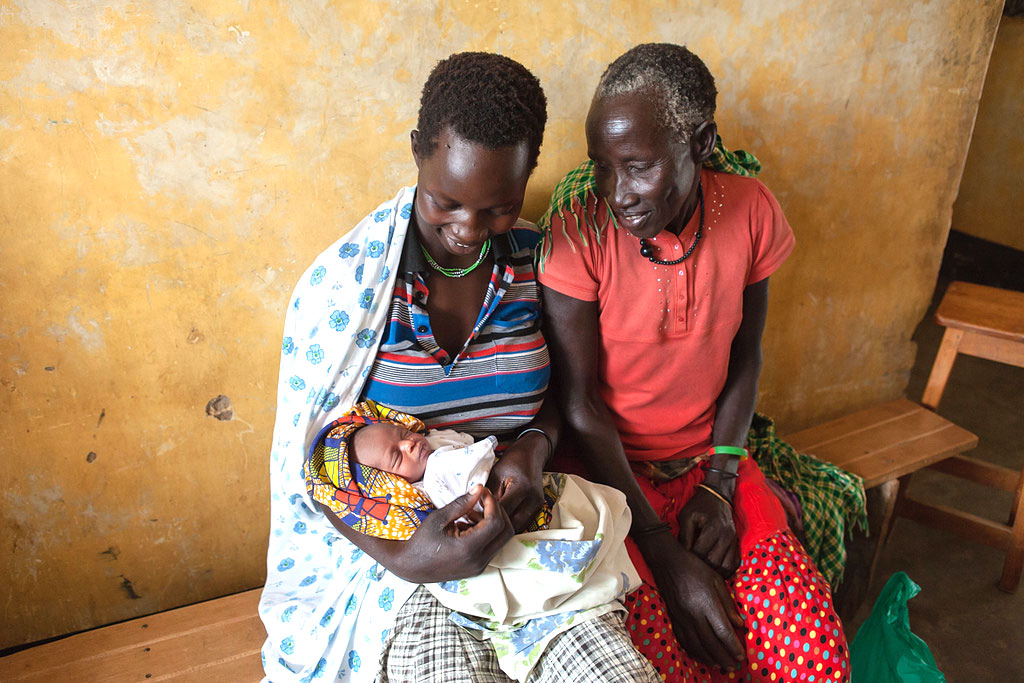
[922,327,963,410]
[998,470,1024,593]
[1009,468,1023,528]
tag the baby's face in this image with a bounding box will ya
[351,423,431,482]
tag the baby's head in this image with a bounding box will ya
[350,422,431,482]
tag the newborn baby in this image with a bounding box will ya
[304,401,640,682]
[349,421,496,511]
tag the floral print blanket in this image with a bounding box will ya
[426,473,640,682]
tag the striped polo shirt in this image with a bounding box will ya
[361,221,550,443]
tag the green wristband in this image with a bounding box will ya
[708,445,749,459]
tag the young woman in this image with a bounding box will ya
[259,51,656,683]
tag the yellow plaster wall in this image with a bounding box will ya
[952,15,1024,251]
[0,0,1002,648]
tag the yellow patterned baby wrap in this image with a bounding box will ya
[303,400,553,540]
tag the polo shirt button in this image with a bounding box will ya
[417,325,428,333]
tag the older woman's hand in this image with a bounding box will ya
[677,487,741,577]
[487,432,547,532]
[637,531,746,672]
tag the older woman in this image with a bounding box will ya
[539,44,851,682]
[259,52,657,682]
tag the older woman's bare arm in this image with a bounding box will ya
[542,284,745,672]
[678,278,770,576]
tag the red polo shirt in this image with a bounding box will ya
[539,168,794,462]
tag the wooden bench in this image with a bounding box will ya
[782,397,978,619]
[0,589,265,681]
[783,398,978,490]
[0,366,987,675]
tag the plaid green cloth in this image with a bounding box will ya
[748,413,868,588]
[536,135,761,270]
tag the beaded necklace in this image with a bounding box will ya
[638,181,704,266]
[420,238,492,278]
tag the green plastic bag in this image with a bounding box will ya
[850,572,945,682]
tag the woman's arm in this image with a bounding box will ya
[488,395,560,531]
[708,277,769,478]
[316,485,514,584]
[542,284,745,671]
[677,278,770,576]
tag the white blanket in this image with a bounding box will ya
[427,473,640,681]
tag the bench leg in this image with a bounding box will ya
[834,479,900,624]
[998,470,1024,593]
[886,473,914,546]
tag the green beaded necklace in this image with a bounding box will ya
[419,238,492,278]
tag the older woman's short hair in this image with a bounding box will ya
[415,52,548,170]
[596,43,717,144]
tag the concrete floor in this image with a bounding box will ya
[846,236,1024,680]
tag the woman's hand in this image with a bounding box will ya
[487,432,547,532]
[677,487,741,577]
[388,485,514,583]
[637,531,746,672]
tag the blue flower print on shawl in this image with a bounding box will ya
[354,328,377,349]
[330,310,350,332]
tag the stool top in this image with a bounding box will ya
[935,281,1024,342]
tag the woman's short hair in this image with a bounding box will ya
[595,43,717,143]
[415,52,548,170]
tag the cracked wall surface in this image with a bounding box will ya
[0,0,1002,648]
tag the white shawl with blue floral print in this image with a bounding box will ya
[258,186,419,682]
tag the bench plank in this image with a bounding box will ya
[150,654,266,682]
[0,589,264,681]
[783,398,978,488]
[841,424,980,488]
[783,399,919,453]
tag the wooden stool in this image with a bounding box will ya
[899,280,1024,592]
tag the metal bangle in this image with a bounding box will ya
[698,483,733,508]
[516,427,553,460]
[705,466,739,479]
